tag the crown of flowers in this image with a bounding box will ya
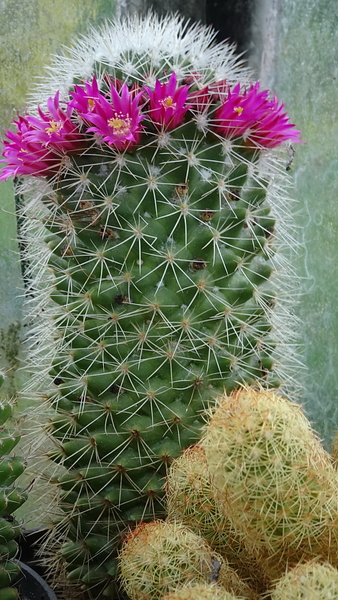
[0,72,302,181]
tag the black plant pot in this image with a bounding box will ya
[15,529,59,600]
[18,529,48,578]
[15,561,58,600]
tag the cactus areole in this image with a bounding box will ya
[1,13,301,600]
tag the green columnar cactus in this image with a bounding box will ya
[0,375,27,600]
[0,12,301,598]
[269,561,338,600]
[202,387,338,580]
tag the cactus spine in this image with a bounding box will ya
[202,387,338,579]
[1,12,301,598]
[332,431,338,466]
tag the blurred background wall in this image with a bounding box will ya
[0,0,337,447]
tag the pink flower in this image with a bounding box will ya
[188,87,211,113]
[25,91,85,154]
[144,72,191,130]
[208,79,229,102]
[213,83,267,139]
[245,96,302,148]
[70,78,144,150]
[182,72,203,86]
[213,83,302,147]
[0,116,64,180]
[69,77,104,115]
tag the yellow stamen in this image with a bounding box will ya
[107,113,131,137]
[46,120,62,135]
[161,96,176,110]
[88,99,95,110]
[234,106,244,116]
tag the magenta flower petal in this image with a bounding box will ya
[213,82,302,147]
[23,91,85,155]
[144,72,191,130]
[69,77,103,114]
[71,79,144,150]
[245,96,302,148]
[213,83,266,139]
[0,116,64,180]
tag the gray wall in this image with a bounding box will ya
[251,0,338,448]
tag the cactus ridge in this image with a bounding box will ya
[13,12,302,598]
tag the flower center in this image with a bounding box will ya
[161,96,176,110]
[108,113,131,137]
[234,106,244,116]
[46,120,62,135]
[88,99,96,111]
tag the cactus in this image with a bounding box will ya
[0,12,301,598]
[160,583,240,600]
[0,375,27,600]
[166,444,266,593]
[118,520,218,600]
[202,386,338,580]
[269,561,338,600]
[118,519,255,600]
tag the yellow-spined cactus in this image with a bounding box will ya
[166,444,266,594]
[270,561,338,599]
[217,560,260,600]
[119,520,216,600]
[160,583,240,600]
[166,444,240,552]
[202,387,338,579]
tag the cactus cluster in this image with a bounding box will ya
[0,374,27,600]
[117,387,338,600]
[201,387,338,580]
[0,12,302,600]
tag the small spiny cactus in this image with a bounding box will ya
[202,386,338,579]
[269,561,338,600]
[118,520,219,600]
[166,444,266,593]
